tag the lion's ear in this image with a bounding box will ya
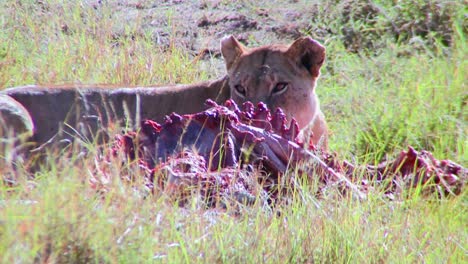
[221,35,245,71]
[287,37,325,78]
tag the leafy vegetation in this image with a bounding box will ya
[0,0,466,263]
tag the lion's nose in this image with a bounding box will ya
[251,94,267,103]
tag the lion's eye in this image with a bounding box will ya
[272,82,289,95]
[234,84,246,97]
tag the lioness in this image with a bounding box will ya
[0,35,327,154]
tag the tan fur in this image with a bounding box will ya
[0,35,327,151]
[221,36,327,148]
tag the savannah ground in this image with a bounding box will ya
[0,0,466,263]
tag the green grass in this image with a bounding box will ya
[322,35,467,163]
[0,1,209,87]
[1,0,467,263]
[1,162,466,263]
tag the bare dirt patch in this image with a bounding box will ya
[80,0,464,74]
